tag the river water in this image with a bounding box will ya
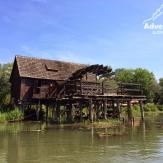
[1,113,163,163]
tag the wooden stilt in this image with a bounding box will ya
[36,100,41,121]
[117,100,121,120]
[46,104,49,124]
[94,101,98,121]
[56,101,60,123]
[89,99,94,122]
[67,99,72,123]
[79,99,83,122]
[112,101,115,118]
[53,102,57,120]
[139,101,144,121]
[96,101,100,120]
[104,99,107,120]
[127,101,133,121]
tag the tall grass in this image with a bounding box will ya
[0,108,23,122]
[0,112,6,122]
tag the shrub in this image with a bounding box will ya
[156,105,163,111]
[0,112,6,122]
[5,108,23,121]
[144,103,158,112]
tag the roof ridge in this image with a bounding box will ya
[14,55,88,80]
[15,55,88,66]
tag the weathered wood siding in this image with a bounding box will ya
[10,61,21,103]
[82,73,96,81]
[20,78,34,101]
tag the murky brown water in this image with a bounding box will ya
[1,113,163,163]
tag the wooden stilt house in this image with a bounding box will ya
[10,55,146,122]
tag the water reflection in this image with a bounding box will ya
[0,114,163,163]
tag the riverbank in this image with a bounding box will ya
[0,108,23,123]
[1,103,163,125]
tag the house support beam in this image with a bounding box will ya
[127,100,133,121]
[117,100,121,120]
[139,101,144,121]
[89,99,94,122]
[104,99,107,120]
[45,104,49,124]
[67,99,72,123]
[56,102,61,123]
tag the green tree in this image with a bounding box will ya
[0,63,12,110]
[158,78,163,104]
[133,68,159,102]
[115,68,159,102]
[115,68,134,83]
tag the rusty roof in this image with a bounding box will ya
[15,55,87,80]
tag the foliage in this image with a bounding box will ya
[158,78,163,104]
[5,108,23,121]
[0,108,23,122]
[144,103,158,112]
[156,105,163,111]
[0,63,12,109]
[115,69,134,83]
[115,68,159,102]
[0,112,6,122]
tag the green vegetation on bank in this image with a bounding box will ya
[121,103,163,118]
[0,108,23,123]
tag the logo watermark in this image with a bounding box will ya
[143,4,163,35]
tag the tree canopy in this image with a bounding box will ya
[0,63,12,109]
[115,68,159,102]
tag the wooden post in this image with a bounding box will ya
[139,101,144,121]
[117,100,121,120]
[104,99,107,120]
[56,101,60,123]
[67,99,72,123]
[37,100,41,121]
[46,104,49,124]
[96,101,100,120]
[53,102,56,120]
[89,99,94,122]
[127,101,133,121]
[79,99,83,122]
[112,101,115,118]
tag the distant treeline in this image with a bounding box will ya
[0,63,163,110]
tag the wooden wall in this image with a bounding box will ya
[10,62,21,104]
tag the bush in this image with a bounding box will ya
[144,103,158,112]
[5,108,23,121]
[0,112,6,122]
[156,105,163,111]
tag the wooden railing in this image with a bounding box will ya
[65,80,102,96]
[32,80,144,99]
[117,82,143,95]
[64,80,143,96]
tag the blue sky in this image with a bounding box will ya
[0,0,163,79]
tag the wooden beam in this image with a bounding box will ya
[89,99,94,122]
[66,99,73,123]
[79,99,83,121]
[45,104,49,124]
[117,100,121,120]
[104,99,107,120]
[56,101,60,123]
[139,101,144,121]
[127,101,133,121]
